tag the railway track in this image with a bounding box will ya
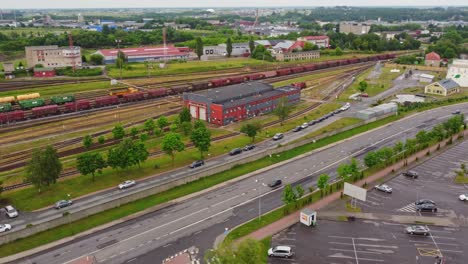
[0,77,108,91]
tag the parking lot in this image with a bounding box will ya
[270,140,468,264]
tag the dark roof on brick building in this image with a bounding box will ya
[193,82,273,103]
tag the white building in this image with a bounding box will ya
[446,59,468,87]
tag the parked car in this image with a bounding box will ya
[416,203,437,212]
[229,148,243,156]
[308,120,318,126]
[415,199,435,206]
[54,200,73,209]
[458,194,468,201]
[189,160,205,168]
[4,205,18,218]
[318,117,326,122]
[118,180,136,190]
[243,145,255,151]
[405,225,430,235]
[333,109,342,115]
[360,93,369,97]
[268,179,282,188]
[273,133,284,141]
[375,184,392,193]
[403,170,419,179]
[0,224,12,233]
[452,110,461,115]
[292,126,302,132]
[268,246,294,258]
[300,122,309,129]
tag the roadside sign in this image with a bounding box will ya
[344,183,367,202]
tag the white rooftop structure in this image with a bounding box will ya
[447,59,468,87]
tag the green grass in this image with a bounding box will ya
[259,237,272,263]
[454,175,468,184]
[345,202,362,213]
[272,68,353,88]
[294,117,363,142]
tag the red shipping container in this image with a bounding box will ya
[276,69,292,76]
[291,67,305,73]
[292,82,306,89]
[65,100,91,112]
[304,64,317,71]
[246,73,264,81]
[94,96,119,107]
[209,79,229,87]
[262,71,277,78]
[147,88,167,98]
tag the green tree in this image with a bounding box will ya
[240,122,262,142]
[195,37,204,60]
[191,125,211,158]
[295,185,305,199]
[81,55,87,63]
[248,37,255,56]
[364,151,379,168]
[273,97,292,126]
[358,81,368,93]
[76,152,106,181]
[112,124,125,140]
[117,50,127,63]
[25,146,63,191]
[144,118,155,134]
[162,133,185,166]
[282,184,297,205]
[302,42,314,51]
[90,54,104,65]
[443,48,456,59]
[132,141,149,168]
[83,135,93,149]
[204,239,264,264]
[334,47,343,56]
[194,119,206,130]
[317,173,330,196]
[180,121,192,136]
[98,135,106,144]
[429,124,446,142]
[157,116,169,130]
[251,44,274,61]
[337,158,360,182]
[140,133,149,141]
[179,107,192,123]
[226,37,233,57]
[130,127,139,138]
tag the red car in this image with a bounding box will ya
[360,93,369,97]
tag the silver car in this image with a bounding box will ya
[268,246,294,258]
[118,180,136,190]
[375,184,392,193]
[406,225,430,235]
[0,224,12,233]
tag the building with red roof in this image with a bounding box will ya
[297,35,330,48]
[425,51,441,67]
[95,45,190,64]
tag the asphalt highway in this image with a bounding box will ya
[10,102,467,264]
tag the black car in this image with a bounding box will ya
[333,110,342,115]
[403,170,418,178]
[416,203,437,212]
[308,120,318,126]
[268,179,282,188]
[243,145,255,151]
[415,199,435,206]
[229,148,243,156]
[452,110,461,115]
[292,126,302,132]
[189,160,205,168]
[318,117,326,122]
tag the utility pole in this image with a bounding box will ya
[115,39,122,80]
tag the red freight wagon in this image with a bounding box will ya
[209,79,229,87]
[32,105,59,118]
[262,71,277,78]
[348,58,359,64]
[123,92,145,102]
[227,76,244,85]
[94,96,119,107]
[276,69,292,76]
[191,81,209,91]
[290,67,305,73]
[169,85,188,95]
[147,88,167,98]
[65,99,91,112]
[327,61,338,67]
[0,110,25,123]
[292,82,307,89]
[246,73,265,81]
[304,64,317,71]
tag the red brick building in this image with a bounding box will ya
[425,52,441,67]
[297,36,330,48]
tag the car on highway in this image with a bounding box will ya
[459,194,468,201]
[416,203,437,212]
[229,148,243,156]
[318,117,326,122]
[300,122,309,129]
[273,133,284,141]
[403,170,419,178]
[340,103,351,111]
[268,179,282,188]
[0,224,12,233]
[360,93,369,97]
[189,160,204,168]
[415,199,435,206]
[268,245,294,258]
[54,200,73,209]
[452,110,461,115]
[292,126,302,132]
[118,180,136,190]
[243,145,255,151]
[333,109,342,115]
[375,184,392,193]
[405,225,430,236]
[4,205,18,218]
[308,120,318,126]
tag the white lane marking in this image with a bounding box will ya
[328,254,384,262]
[352,238,359,264]
[127,258,137,262]
[329,236,385,242]
[432,236,457,240]
[330,248,382,255]
[410,241,458,246]
[440,249,463,253]
[329,242,398,249]
[211,195,240,207]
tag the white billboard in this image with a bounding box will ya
[344,182,367,202]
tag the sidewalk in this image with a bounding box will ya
[242,132,467,242]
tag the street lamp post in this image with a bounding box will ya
[255,179,261,221]
[115,39,122,80]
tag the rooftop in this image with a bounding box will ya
[437,79,459,90]
[193,82,273,103]
[302,35,329,40]
[425,51,441,61]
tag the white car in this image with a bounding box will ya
[268,245,294,258]
[118,180,136,190]
[300,122,309,129]
[459,194,468,201]
[4,205,18,218]
[375,184,392,193]
[340,103,350,111]
[0,224,12,233]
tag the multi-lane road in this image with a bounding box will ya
[8,101,466,264]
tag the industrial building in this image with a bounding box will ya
[339,22,371,35]
[203,43,250,58]
[275,50,320,62]
[296,36,330,48]
[355,103,398,120]
[183,82,300,126]
[447,59,468,87]
[25,45,82,68]
[424,79,460,96]
[95,46,190,64]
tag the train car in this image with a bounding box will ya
[16,93,40,101]
[65,99,92,112]
[51,95,75,105]
[368,55,379,61]
[227,76,245,85]
[109,87,138,97]
[169,85,188,95]
[262,71,278,78]
[337,59,349,66]
[18,98,45,110]
[315,62,328,70]
[0,103,12,113]
[348,58,360,64]
[94,96,119,107]
[327,61,339,67]
[276,69,292,76]
[191,81,209,91]
[147,88,167,98]
[292,82,307,89]
[123,92,145,102]
[359,56,369,62]
[246,73,265,81]
[0,96,15,104]
[209,78,230,87]
[303,64,317,71]
[290,67,305,74]
[0,110,25,124]
[32,105,59,118]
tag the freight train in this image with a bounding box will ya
[0,54,396,124]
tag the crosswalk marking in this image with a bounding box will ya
[397,203,416,212]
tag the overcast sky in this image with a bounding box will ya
[2,0,466,9]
